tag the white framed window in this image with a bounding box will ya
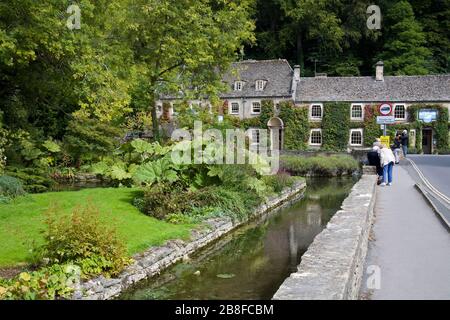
[310,104,323,120]
[234,81,244,91]
[350,129,364,146]
[255,80,265,91]
[157,105,162,113]
[251,129,261,145]
[252,102,261,114]
[309,129,322,146]
[230,102,240,115]
[394,104,406,120]
[351,103,364,120]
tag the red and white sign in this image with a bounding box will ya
[379,103,393,116]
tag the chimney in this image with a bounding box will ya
[376,61,384,81]
[293,65,301,81]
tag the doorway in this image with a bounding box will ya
[422,129,433,154]
[267,117,284,151]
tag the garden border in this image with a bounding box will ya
[73,180,307,300]
[272,167,378,300]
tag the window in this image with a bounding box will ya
[394,104,406,120]
[251,129,260,144]
[255,80,265,91]
[234,81,244,91]
[351,104,364,120]
[310,104,323,120]
[350,129,363,146]
[252,102,261,114]
[157,105,162,113]
[309,129,322,146]
[230,103,240,115]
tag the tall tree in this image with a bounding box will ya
[378,0,432,75]
[409,0,450,73]
[127,0,255,141]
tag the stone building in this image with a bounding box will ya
[157,60,450,154]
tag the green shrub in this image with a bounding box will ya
[0,175,26,201]
[5,167,55,193]
[139,182,192,220]
[262,173,297,193]
[281,155,360,176]
[278,102,310,150]
[39,203,131,278]
[0,264,79,300]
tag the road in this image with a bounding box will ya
[361,165,450,300]
[407,155,450,198]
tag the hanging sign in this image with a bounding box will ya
[379,103,393,116]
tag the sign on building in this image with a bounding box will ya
[376,116,396,125]
[379,103,393,116]
[418,109,438,124]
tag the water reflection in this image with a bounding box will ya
[120,177,357,300]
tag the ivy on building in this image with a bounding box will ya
[321,103,350,151]
[278,101,310,151]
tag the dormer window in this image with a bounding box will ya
[234,81,244,91]
[255,80,266,91]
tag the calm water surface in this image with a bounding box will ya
[120,177,357,300]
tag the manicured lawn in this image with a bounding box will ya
[0,188,196,267]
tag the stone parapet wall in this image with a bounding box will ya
[273,173,377,300]
[73,180,307,300]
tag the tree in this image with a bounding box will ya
[378,1,432,75]
[409,0,450,73]
[126,0,255,141]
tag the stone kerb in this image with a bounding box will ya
[272,173,377,300]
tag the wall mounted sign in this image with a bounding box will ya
[418,109,438,124]
[379,103,393,116]
[377,116,396,125]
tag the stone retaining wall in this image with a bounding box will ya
[273,170,377,300]
[73,180,307,300]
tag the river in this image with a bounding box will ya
[120,177,357,300]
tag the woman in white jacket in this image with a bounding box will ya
[379,144,396,186]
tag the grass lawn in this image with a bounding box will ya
[0,188,196,268]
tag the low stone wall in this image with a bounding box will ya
[73,180,307,300]
[273,171,377,300]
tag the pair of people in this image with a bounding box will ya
[392,130,409,163]
[369,139,395,186]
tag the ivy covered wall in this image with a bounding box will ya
[321,103,350,151]
[278,101,310,151]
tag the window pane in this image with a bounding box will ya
[231,103,239,114]
[352,105,363,119]
[310,130,322,145]
[252,130,260,144]
[252,102,261,113]
[311,105,322,118]
[351,131,363,145]
[395,105,405,119]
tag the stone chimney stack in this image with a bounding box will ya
[376,61,384,81]
[294,65,301,81]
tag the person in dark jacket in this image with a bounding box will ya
[401,130,409,158]
[367,146,383,182]
[392,134,401,164]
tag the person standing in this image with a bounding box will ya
[401,130,409,158]
[379,144,396,186]
[392,134,401,164]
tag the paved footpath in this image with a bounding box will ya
[361,165,450,300]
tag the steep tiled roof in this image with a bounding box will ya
[220,59,294,98]
[295,75,450,103]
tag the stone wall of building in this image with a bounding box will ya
[73,180,307,300]
[273,169,377,300]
